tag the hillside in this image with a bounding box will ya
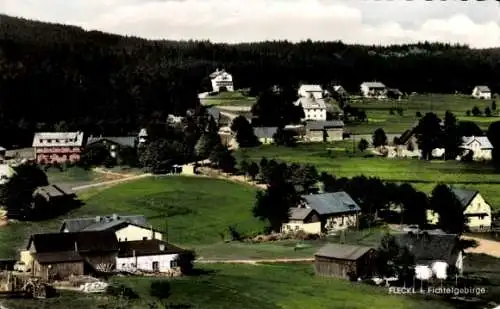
[0,14,500,148]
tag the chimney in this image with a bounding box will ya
[74,241,78,252]
[159,243,165,251]
[151,225,155,240]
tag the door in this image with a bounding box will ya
[152,261,159,272]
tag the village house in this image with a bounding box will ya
[295,97,327,121]
[86,136,138,158]
[253,127,278,144]
[0,146,6,163]
[395,230,463,278]
[387,88,403,100]
[290,192,361,233]
[305,120,344,142]
[0,164,15,185]
[281,208,322,234]
[360,82,387,99]
[19,231,119,280]
[314,243,376,280]
[427,187,492,232]
[472,85,491,100]
[32,132,85,164]
[459,136,493,161]
[298,84,324,100]
[116,239,187,273]
[59,214,163,241]
[138,128,148,147]
[210,69,234,93]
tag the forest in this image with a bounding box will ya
[1,14,500,148]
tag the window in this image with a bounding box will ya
[142,237,148,240]
[152,261,159,272]
[170,260,178,268]
[295,225,299,231]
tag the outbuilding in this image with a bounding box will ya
[314,243,375,280]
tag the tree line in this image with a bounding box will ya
[1,14,500,148]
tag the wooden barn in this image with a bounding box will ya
[314,243,376,280]
[21,231,119,280]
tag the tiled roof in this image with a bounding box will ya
[306,120,344,131]
[87,136,137,148]
[295,97,327,109]
[461,136,493,149]
[449,187,479,208]
[60,215,148,233]
[288,208,316,221]
[28,231,119,253]
[475,86,491,92]
[315,243,373,260]
[361,82,386,88]
[32,132,85,147]
[299,84,323,93]
[253,127,278,139]
[395,232,459,265]
[117,239,186,258]
[33,184,74,199]
[301,192,360,215]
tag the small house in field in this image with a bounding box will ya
[33,184,76,204]
[459,136,493,161]
[314,243,376,280]
[116,239,188,273]
[472,86,491,100]
[427,187,492,232]
[210,69,234,92]
[298,84,324,100]
[253,127,278,144]
[360,82,387,99]
[32,132,85,164]
[281,208,322,234]
[20,231,119,280]
[86,136,138,158]
[60,214,163,241]
[305,120,344,142]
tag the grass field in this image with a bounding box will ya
[200,91,257,107]
[2,264,458,309]
[236,142,500,210]
[45,167,105,186]
[347,94,498,134]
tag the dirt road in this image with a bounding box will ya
[195,257,314,265]
[461,235,500,258]
[71,173,152,191]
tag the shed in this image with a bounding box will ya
[314,243,375,280]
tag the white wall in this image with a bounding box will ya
[464,194,492,230]
[304,108,327,121]
[324,213,358,231]
[211,73,234,92]
[116,225,163,242]
[472,88,491,100]
[281,222,322,234]
[116,253,179,272]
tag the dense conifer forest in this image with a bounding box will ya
[0,14,499,148]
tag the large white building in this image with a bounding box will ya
[210,69,234,92]
[472,86,491,100]
[360,82,387,99]
[298,84,324,100]
[459,136,493,161]
[295,97,327,121]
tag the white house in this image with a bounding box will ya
[0,164,15,185]
[116,239,186,273]
[472,86,491,100]
[298,84,324,100]
[210,69,234,92]
[138,128,148,146]
[360,82,387,99]
[295,97,327,121]
[459,136,493,161]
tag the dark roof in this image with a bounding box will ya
[450,187,479,208]
[33,184,75,199]
[28,231,119,253]
[395,232,459,265]
[34,251,84,264]
[60,215,148,232]
[288,208,317,221]
[87,136,137,148]
[206,107,221,123]
[253,127,278,139]
[301,192,360,215]
[399,129,415,144]
[306,120,344,131]
[118,239,186,258]
[315,243,373,260]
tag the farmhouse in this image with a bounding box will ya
[472,85,491,100]
[360,82,387,99]
[296,192,360,233]
[60,214,163,241]
[253,127,278,144]
[314,243,376,280]
[138,128,148,147]
[281,208,322,234]
[210,69,234,92]
[32,132,85,164]
[116,239,187,273]
[19,231,119,280]
[395,231,463,277]
[295,97,327,121]
[298,84,324,100]
[0,164,15,185]
[86,136,137,158]
[305,120,344,142]
[459,136,493,161]
[427,187,492,232]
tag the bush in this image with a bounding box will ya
[485,107,492,117]
[466,110,471,116]
[106,284,139,299]
[150,281,171,300]
[416,111,422,117]
[389,108,395,115]
[472,106,481,116]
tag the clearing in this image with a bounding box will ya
[200,91,257,107]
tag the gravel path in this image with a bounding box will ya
[71,173,152,191]
[462,235,500,258]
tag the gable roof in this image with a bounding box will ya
[361,82,386,88]
[60,215,148,233]
[209,69,232,79]
[87,136,137,148]
[306,120,344,131]
[288,207,318,221]
[33,184,75,199]
[138,128,148,137]
[315,243,373,260]
[475,85,491,92]
[32,132,85,147]
[450,187,479,208]
[253,127,278,139]
[28,231,119,253]
[301,192,360,215]
[299,84,323,93]
[395,232,459,265]
[295,97,327,109]
[117,239,186,258]
[461,136,493,149]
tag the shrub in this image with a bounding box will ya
[485,107,492,117]
[389,108,395,115]
[466,110,471,116]
[472,106,481,116]
[150,281,171,300]
[416,111,422,117]
[106,284,139,299]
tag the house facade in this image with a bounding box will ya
[116,239,186,273]
[32,132,85,164]
[210,69,234,92]
[472,86,491,100]
[305,120,344,142]
[298,84,324,100]
[281,208,322,234]
[459,136,493,161]
[314,243,376,280]
[427,188,492,231]
[360,82,387,99]
[0,164,15,185]
[295,97,327,121]
[86,136,138,158]
[253,127,278,144]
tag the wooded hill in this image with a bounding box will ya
[0,14,499,148]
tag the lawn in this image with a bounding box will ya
[236,142,500,209]
[347,94,498,134]
[200,90,257,107]
[2,264,458,309]
[45,166,105,186]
